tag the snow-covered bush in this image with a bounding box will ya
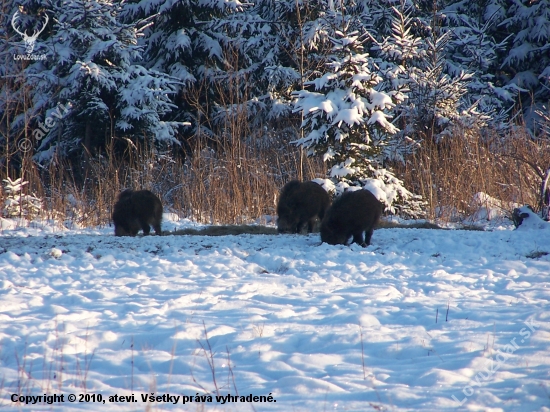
[467,192,517,222]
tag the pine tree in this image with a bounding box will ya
[293,17,397,178]
[410,28,480,140]
[0,0,52,169]
[2,177,42,219]
[253,0,330,126]
[370,3,495,147]
[51,0,184,158]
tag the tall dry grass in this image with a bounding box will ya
[394,126,550,222]
[173,129,325,224]
[0,132,325,227]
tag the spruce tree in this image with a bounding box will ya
[2,0,184,162]
[293,9,424,217]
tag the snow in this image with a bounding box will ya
[367,110,398,133]
[467,192,518,223]
[332,108,363,127]
[1,216,549,411]
[514,205,550,231]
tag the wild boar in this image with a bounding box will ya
[320,189,383,247]
[277,180,330,234]
[113,189,162,236]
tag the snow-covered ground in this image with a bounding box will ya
[0,216,549,411]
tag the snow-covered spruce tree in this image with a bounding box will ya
[8,0,184,162]
[253,0,328,127]
[293,14,425,217]
[442,0,518,129]
[255,0,370,124]
[123,0,260,143]
[122,0,205,144]
[500,0,550,117]
[370,4,425,160]
[0,0,53,168]
[369,3,490,150]
[203,8,280,136]
[404,22,488,142]
[59,0,184,158]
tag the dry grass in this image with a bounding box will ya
[178,135,321,225]
[0,132,325,227]
[393,126,550,223]
[1,120,548,227]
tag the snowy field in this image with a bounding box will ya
[0,216,549,411]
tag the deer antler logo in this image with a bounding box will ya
[11,11,49,55]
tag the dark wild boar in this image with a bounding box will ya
[277,180,330,234]
[320,189,383,247]
[112,189,163,236]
